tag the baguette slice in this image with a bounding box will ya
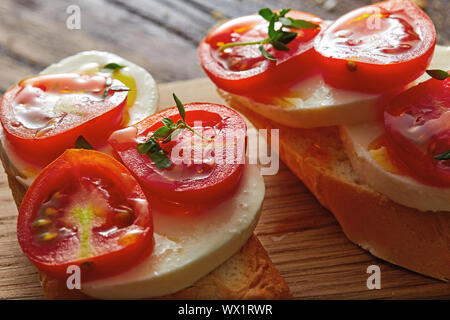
[220,89,450,281]
[3,161,292,300]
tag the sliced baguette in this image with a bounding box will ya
[220,89,450,281]
[2,158,292,300]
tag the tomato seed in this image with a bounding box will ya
[39,232,58,242]
[32,218,52,228]
[44,207,59,216]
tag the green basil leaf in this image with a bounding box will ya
[161,117,174,127]
[153,126,172,139]
[271,40,290,51]
[137,139,155,154]
[101,63,126,72]
[434,150,450,160]
[259,8,274,21]
[75,136,93,150]
[268,16,277,39]
[173,93,186,121]
[289,18,318,30]
[102,89,109,99]
[148,148,172,169]
[279,8,291,17]
[426,69,449,81]
[259,45,276,61]
[163,128,182,143]
[277,31,297,44]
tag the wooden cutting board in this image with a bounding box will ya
[0,78,449,300]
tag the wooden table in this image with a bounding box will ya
[0,0,449,299]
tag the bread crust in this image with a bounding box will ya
[221,89,450,281]
[2,155,291,300]
[39,234,292,300]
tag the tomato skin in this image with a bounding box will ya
[384,76,450,187]
[0,74,128,166]
[198,11,324,95]
[314,0,436,93]
[17,149,153,281]
[109,103,247,212]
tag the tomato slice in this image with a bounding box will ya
[109,103,246,214]
[0,73,128,166]
[17,149,153,281]
[314,0,436,93]
[198,10,323,95]
[384,76,450,187]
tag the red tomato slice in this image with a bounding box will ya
[314,0,436,93]
[17,149,153,281]
[0,73,128,166]
[384,76,450,187]
[198,10,323,95]
[109,103,246,214]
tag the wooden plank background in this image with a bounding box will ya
[0,0,449,299]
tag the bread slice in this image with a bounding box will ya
[220,89,450,281]
[2,160,292,299]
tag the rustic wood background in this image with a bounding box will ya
[0,0,449,299]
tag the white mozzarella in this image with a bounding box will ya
[81,163,265,299]
[341,121,450,212]
[231,45,449,128]
[41,51,158,125]
[230,75,379,128]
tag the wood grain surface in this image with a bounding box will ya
[0,0,449,300]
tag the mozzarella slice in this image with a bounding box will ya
[81,163,264,299]
[340,45,450,212]
[341,121,450,212]
[41,51,158,125]
[0,51,158,186]
[229,45,449,128]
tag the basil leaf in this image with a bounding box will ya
[149,148,172,169]
[268,16,277,39]
[153,126,172,139]
[271,40,290,51]
[75,136,93,150]
[277,31,297,44]
[101,63,126,72]
[259,45,276,61]
[434,150,450,160]
[137,138,172,169]
[289,18,319,30]
[173,93,186,121]
[161,117,174,127]
[163,128,182,143]
[136,140,155,154]
[279,8,291,17]
[426,69,449,81]
[259,8,274,21]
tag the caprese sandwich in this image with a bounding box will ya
[0,52,290,299]
[199,0,450,280]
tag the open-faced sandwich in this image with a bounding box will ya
[0,51,291,299]
[199,0,450,280]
